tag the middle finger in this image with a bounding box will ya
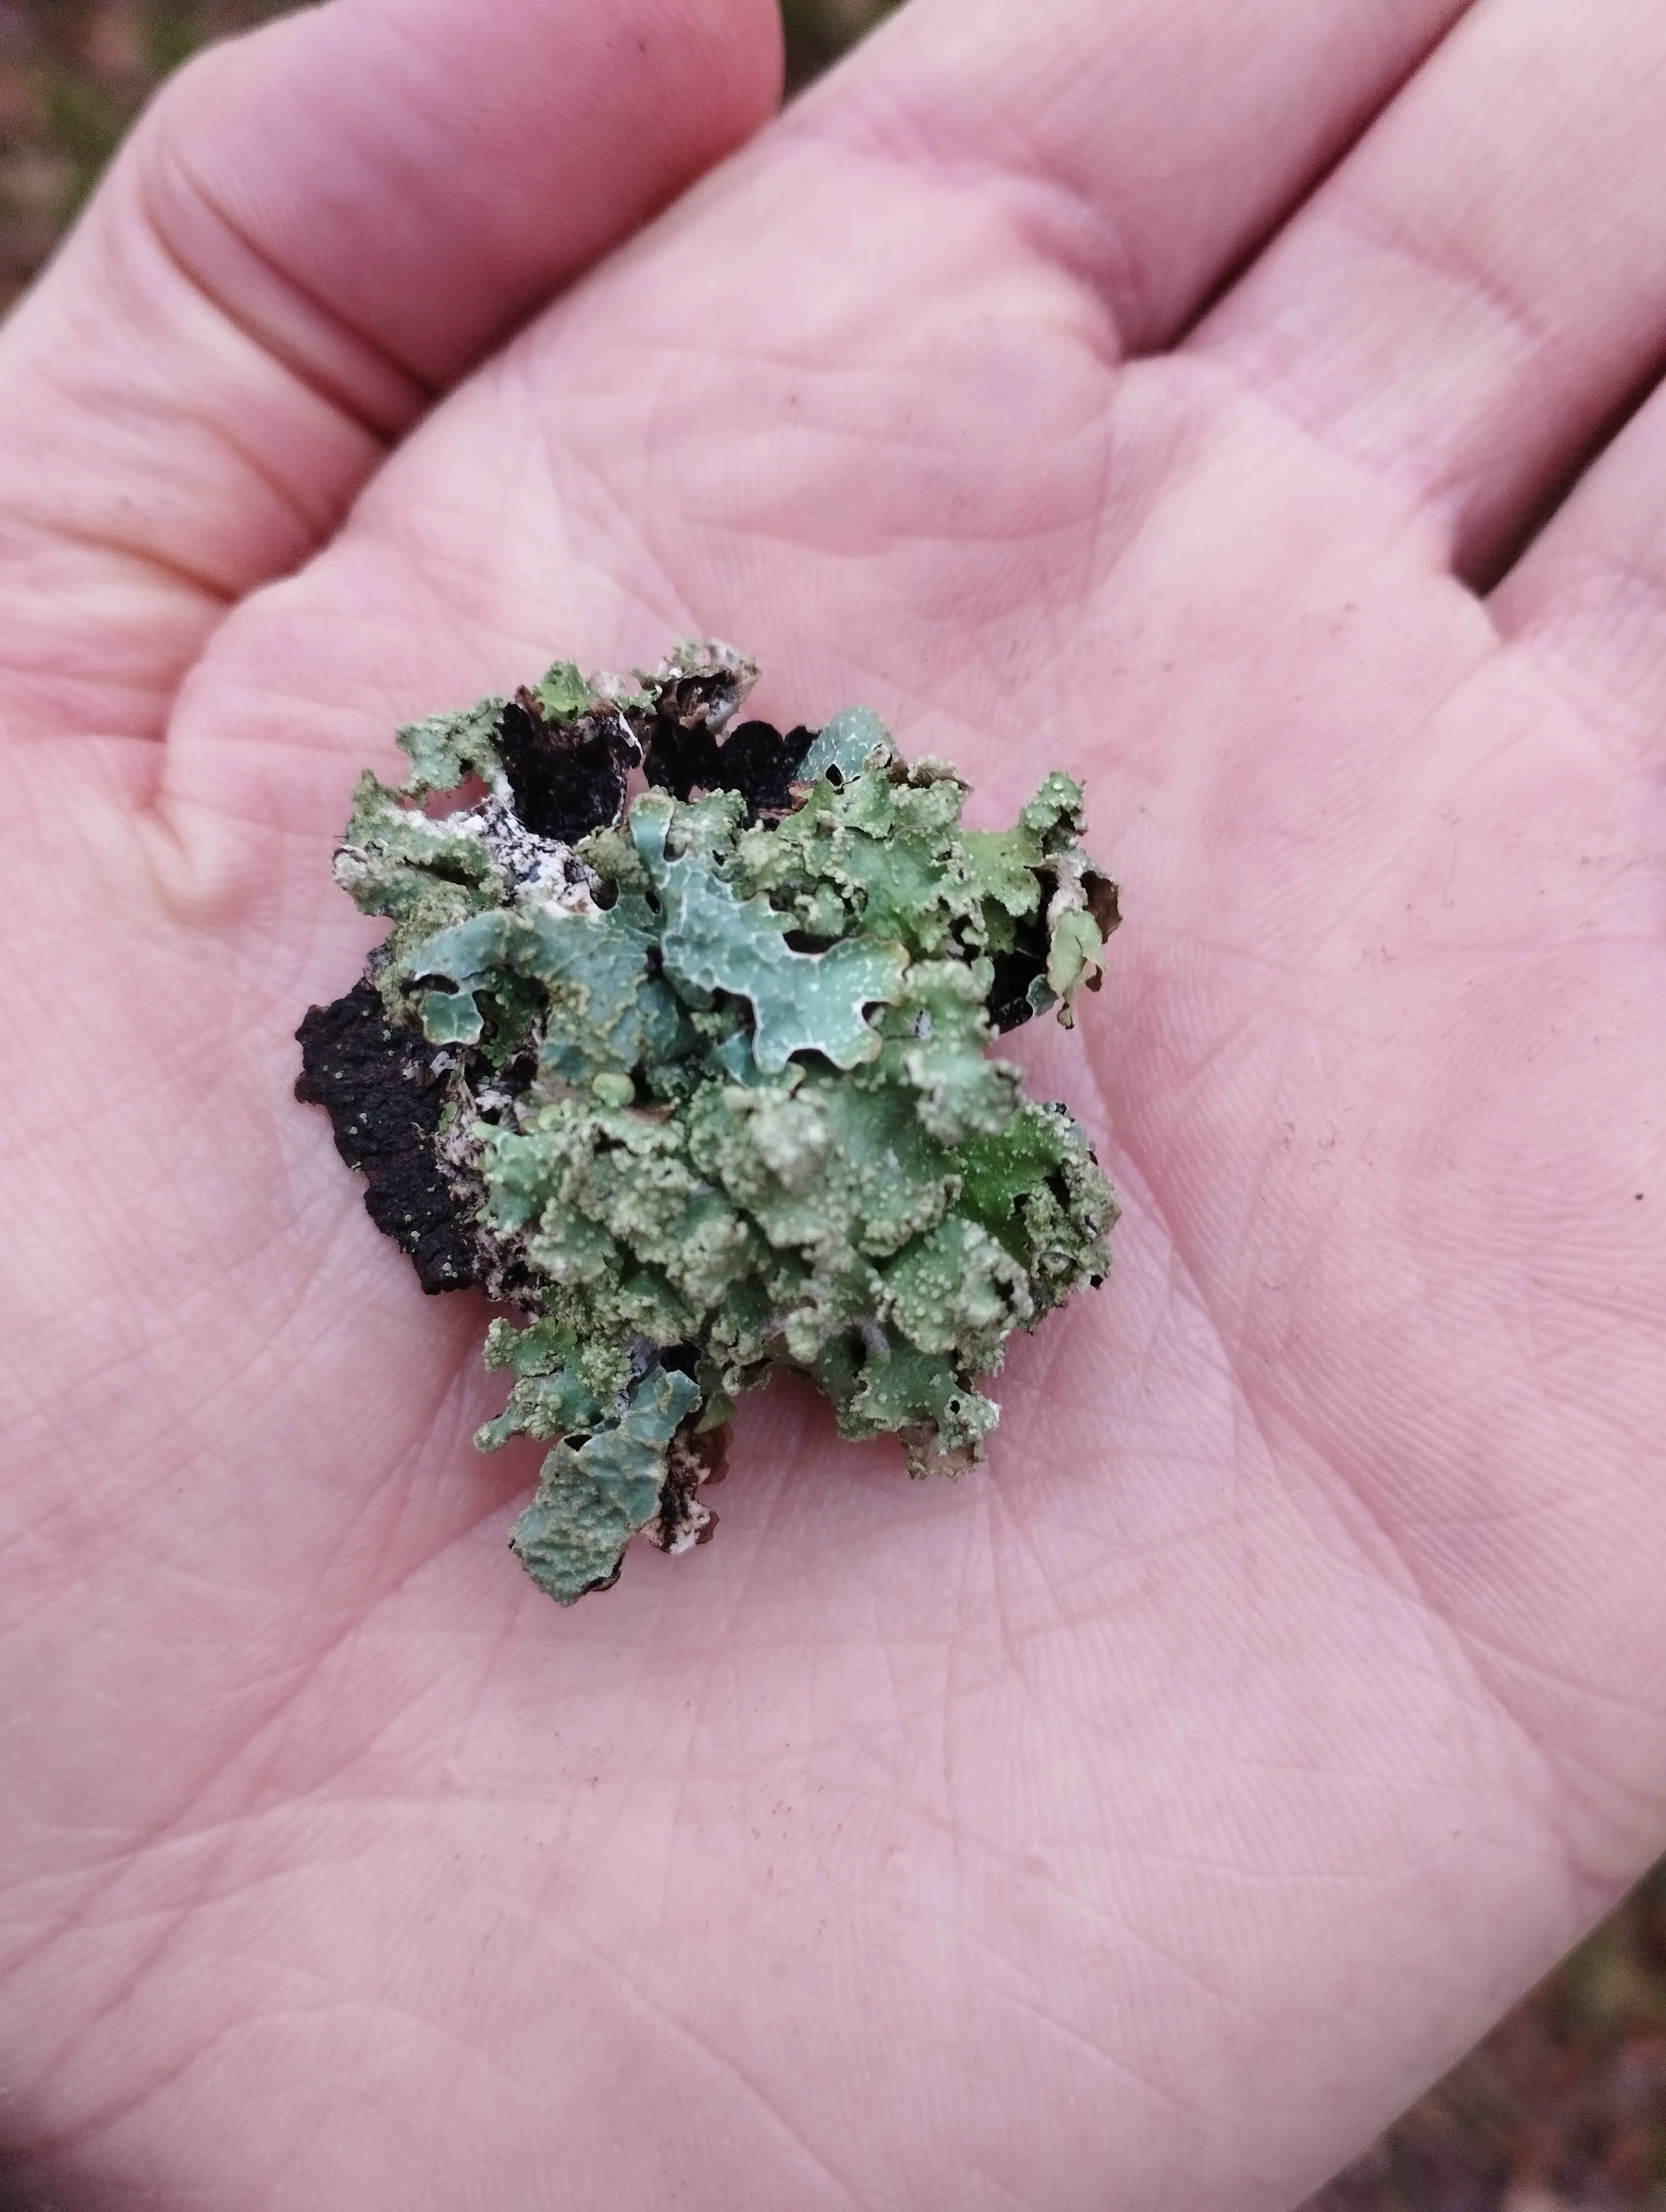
[1193,0,1666,586]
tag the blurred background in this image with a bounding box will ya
[2,1,1664,2204]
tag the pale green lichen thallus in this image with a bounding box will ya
[296,642,1121,1604]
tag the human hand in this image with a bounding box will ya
[5,0,1666,2204]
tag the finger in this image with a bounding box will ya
[0,0,780,742]
[1194,0,1666,583]
[1488,378,1666,758]
[796,0,1469,357]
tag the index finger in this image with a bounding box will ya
[794,0,1472,358]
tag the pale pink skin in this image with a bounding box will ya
[4,0,1666,2203]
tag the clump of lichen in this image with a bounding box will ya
[297,642,1120,1603]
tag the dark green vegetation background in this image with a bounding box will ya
[2,1,1663,2203]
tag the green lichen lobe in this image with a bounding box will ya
[310,642,1119,1604]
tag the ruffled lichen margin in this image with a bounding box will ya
[297,642,1121,1604]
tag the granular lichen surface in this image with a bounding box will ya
[297,643,1120,1603]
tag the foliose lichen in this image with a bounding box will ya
[297,642,1120,1603]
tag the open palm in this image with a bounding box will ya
[7,0,1666,2203]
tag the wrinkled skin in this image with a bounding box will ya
[4,0,1666,2204]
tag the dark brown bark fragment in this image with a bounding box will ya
[294,981,479,1294]
[496,692,637,843]
[645,709,814,822]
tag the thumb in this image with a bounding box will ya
[0,0,780,742]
